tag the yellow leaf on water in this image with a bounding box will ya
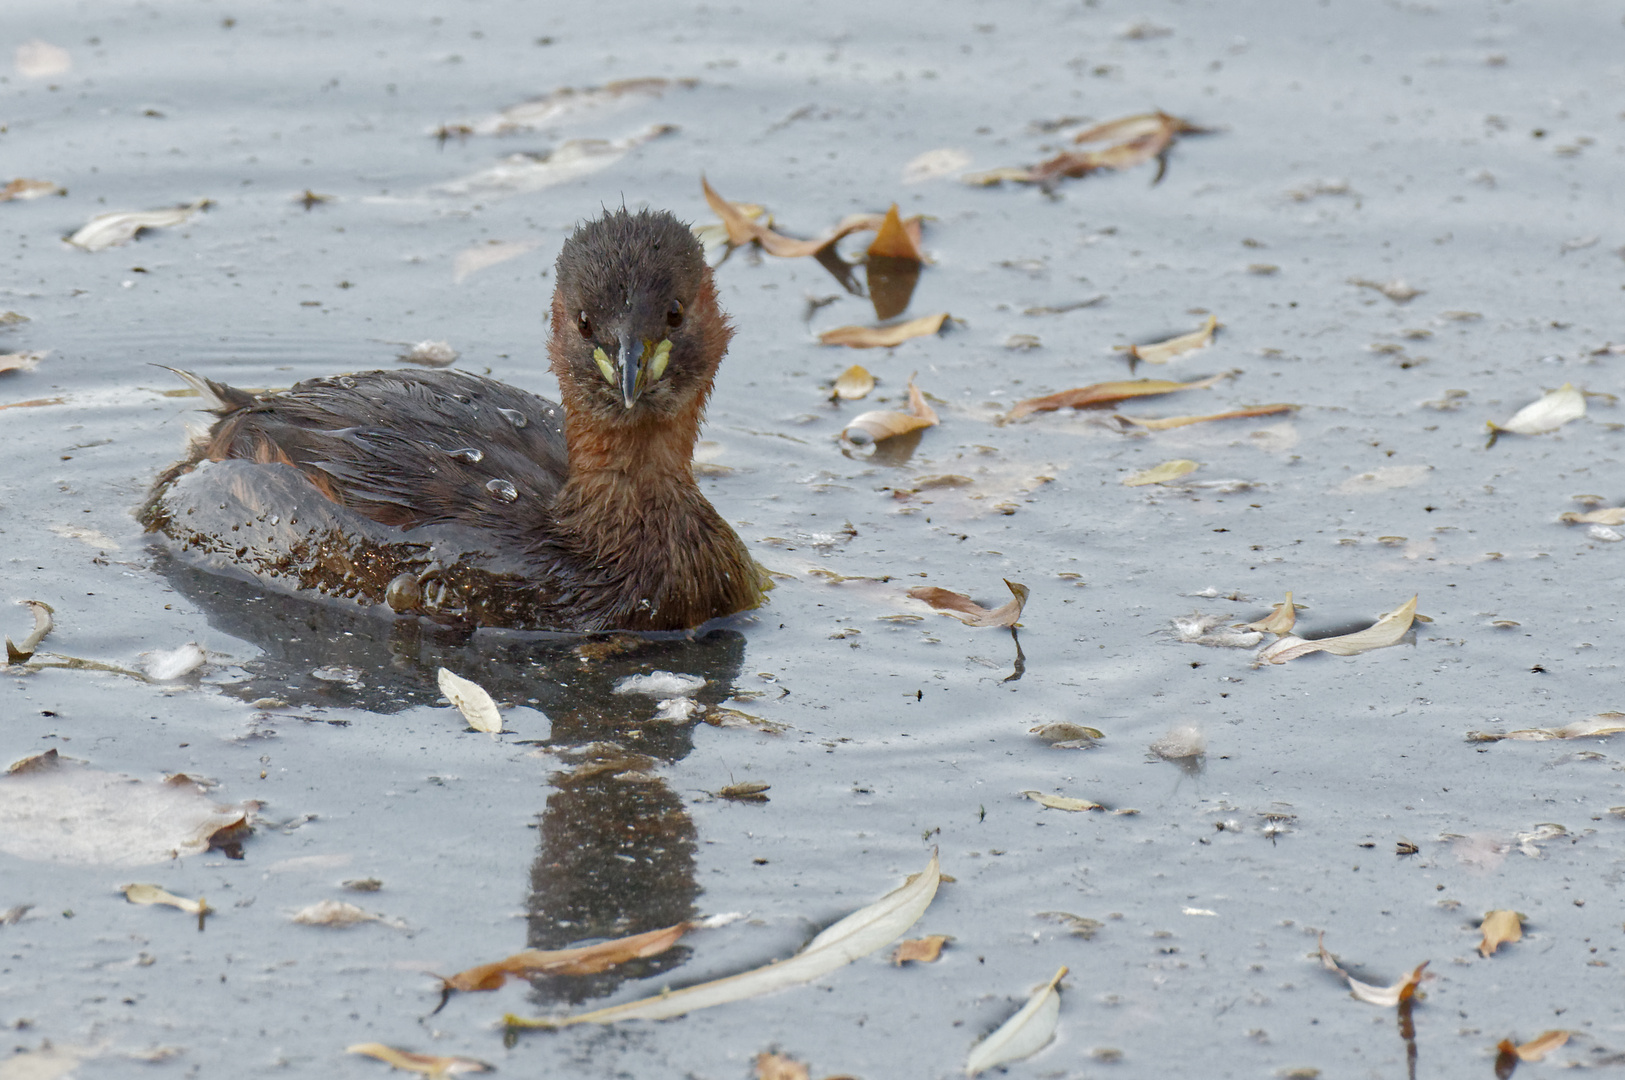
[1478,909,1523,957]
[347,1042,492,1076]
[1242,592,1298,635]
[842,375,939,446]
[907,579,1028,628]
[122,883,210,918]
[1318,934,1430,1007]
[754,1052,811,1080]
[1559,506,1625,525]
[1,178,65,201]
[820,312,949,349]
[1117,315,1218,364]
[866,203,926,262]
[1022,791,1103,812]
[833,365,876,400]
[1511,1030,1570,1062]
[1117,403,1298,430]
[1256,595,1417,665]
[1122,459,1198,487]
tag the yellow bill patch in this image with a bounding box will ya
[592,347,615,386]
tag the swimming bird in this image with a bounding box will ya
[141,208,764,632]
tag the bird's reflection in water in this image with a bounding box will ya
[156,553,748,1006]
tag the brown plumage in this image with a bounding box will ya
[141,208,764,632]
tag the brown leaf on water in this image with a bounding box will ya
[1349,277,1424,303]
[819,312,949,349]
[1115,315,1218,364]
[123,883,211,929]
[832,365,876,400]
[1117,403,1298,430]
[892,934,950,964]
[1007,373,1227,421]
[1023,791,1103,812]
[866,204,925,262]
[964,111,1206,188]
[1468,712,1625,743]
[347,1043,492,1076]
[436,77,696,138]
[701,177,923,260]
[1478,910,1524,957]
[1,178,65,201]
[717,781,771,801]
[755,1053,811,1080]
[907,579,1028,628]
[0,396,65,410]
[443,921,693,992]
[5,599,54,664]
[1256,595,1417,664]
[1502,1030,1569,1063]
[1318,934,1430,1006]
[841,375,939,446]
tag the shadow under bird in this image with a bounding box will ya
[142,208,766,632]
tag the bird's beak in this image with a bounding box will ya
[618,336,646,409]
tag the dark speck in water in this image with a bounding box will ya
[485,478,518,502]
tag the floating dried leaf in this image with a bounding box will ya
[1117,315,1218,364]
[1037,912,1103,939]
[1505,1030,1570,1063]
[506,852,939,1028]
[5,600,54,664]
[1008,373,1227,421]
[443,921,692,991]
[833,365,876,400]
[1029,723,1104,747]
[1,178,65,201]
[717,781,771,801]
[1348,277,1423,303]
[965,966,1067,1076]
[441,77,693,137]
[755,1052,811,1080]
[1318,934,1430,1007]
[1559,506,1625,525]
[437,668,502,734]
[1478,910,1523,957]
[347,1043,492,1076]
[1488,383,1586,437]
[435,125,675,197]
[843,375,939,446]
[123,883,210,927]
[1241,592,1297,635]
[1023,791,1102,812]
[965,111,1204,188]
[1255,595,1417,664]
[866,204,926,262]
[907,579,1027,628]
[0,351,47,375]
[1471,712,1625,742]
[893,934,950,964]
[397,340,459,367]
[1118,403,1298,430]
[820,312,949,349]
[1123,459,1198,487]
[701,177,923,259]
[292,899,382,927]
[67,199,209,251]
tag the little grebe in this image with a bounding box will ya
[142,208,764,632]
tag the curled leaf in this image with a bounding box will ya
[1318,934,1429,1007]
[123,883,211,918]
[820,312,949,349]
[1117,403,1298,430]
[842,375,939,446]
[1122,459,1198,487]
[5,600,54,664]
[717,781,771,801]
[701,177,922,259]
[347,1043,493,1076]
[866,204,926,262]
[1478,910,1523,957]
[907,579,1027,628]
[1116,315,1217,364]
[0,351,47,375]
[444,921,692,991]
[965,966,1067,1076]
[506,852,940,1028]
[1507,1031,1570,1063]
[833,365,876,400]
[1007,373,1227,420]
[67,199,209,251]
[437,668,502,734]
[1256,595,1417,665]
[438,77,693,137]
[1022,791,1102,812]
[1488,383,1585,437]
[1470,712,1625,742]
[965,111,1204,188]
[1241,592,1297,635]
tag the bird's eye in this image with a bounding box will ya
[577,311,593,339]
[666,299,684,329]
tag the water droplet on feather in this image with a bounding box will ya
[485,478,518,502]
